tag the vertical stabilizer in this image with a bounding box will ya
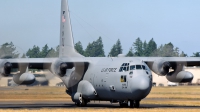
[59,0,82,57]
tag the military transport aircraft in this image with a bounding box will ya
[0,0,200,108]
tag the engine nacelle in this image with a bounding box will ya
[0,60,12,77]
[151,59,170,76]
[166,71,193,83]
[51,59,73,77]
[13,73,35,85]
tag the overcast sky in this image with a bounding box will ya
[0,0,200,56]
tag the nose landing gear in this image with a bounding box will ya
[119,101,128,107]
[119,100,140,108]
[133,100,140,108]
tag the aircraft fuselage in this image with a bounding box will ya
[63,57,152,102]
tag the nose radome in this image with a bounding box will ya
[138,76,150,91]
[129,74,151,100]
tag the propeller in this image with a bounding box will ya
[0,44,43,86]
[0,44,26,78]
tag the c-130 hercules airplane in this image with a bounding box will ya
[0,0,200,108]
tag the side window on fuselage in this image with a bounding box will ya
[121,75,126,82]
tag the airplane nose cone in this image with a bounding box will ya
[138,77,149,91]
[130,75,152,100]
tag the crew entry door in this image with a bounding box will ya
[121,75,128,89]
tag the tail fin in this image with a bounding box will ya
[59,0,83,57]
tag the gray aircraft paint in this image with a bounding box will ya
[0,0,200,107]
[59,0,82,57]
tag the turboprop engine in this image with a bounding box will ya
[0,60,36,85]
[151,59,193,83]
[51,59,73,77]
[151,59,171,76]
[0,60,12,77]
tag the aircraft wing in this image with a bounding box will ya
[138,57,200,66]
[135,57,200,82]
[2,57,90,70]
[3,58,55,69]
[0,57,90,85]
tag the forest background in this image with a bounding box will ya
[0,37,199,59]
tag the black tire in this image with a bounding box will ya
[80,98,87,107]
[119,101,128,108]
[75,102,80,106]
[119,102,122,107]
[134,100,140,108]
[130,100,134,108]
[75,98,88,107]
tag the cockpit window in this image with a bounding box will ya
[119,63,130,72]
[127,66,129,71]
[136,65,142,69]
[142,65,146,70]
[123,67,127,71]
[130,64,150,71]
[143,63,150,71]
[119,67,123,72]
[130,65,135,70]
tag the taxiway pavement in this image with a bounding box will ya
[0,100,199,109]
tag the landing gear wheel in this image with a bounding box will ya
[119,101,128,107]
[75,102,80,106]
[130,100,134,108]
[134,100,140,108]
[80,98,87,107]
[75,98,88,107]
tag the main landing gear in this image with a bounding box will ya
[75,98,88,107]
[119,100,140,108]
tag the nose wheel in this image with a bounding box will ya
[119,101,128,107]
[128,100,140,108]
[119,100,140,108]
[133,100,140,108]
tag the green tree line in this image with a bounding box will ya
[0,37,199,58]
[74,37,188,57]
